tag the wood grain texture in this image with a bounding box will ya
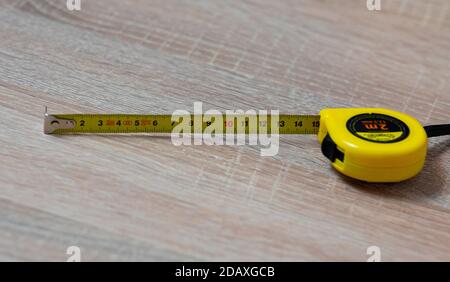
[0,0,449,261]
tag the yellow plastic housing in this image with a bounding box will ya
[318,108,428,182]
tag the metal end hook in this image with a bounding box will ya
[43,107,76,134]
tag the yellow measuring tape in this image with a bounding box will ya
[44,108,450,183]
[44,113,320,135]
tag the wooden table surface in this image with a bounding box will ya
[1,0,449,261]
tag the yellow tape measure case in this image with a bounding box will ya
[318,108,428,182]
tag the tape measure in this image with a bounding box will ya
[44,107,450,183]
[43,113,320,135]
